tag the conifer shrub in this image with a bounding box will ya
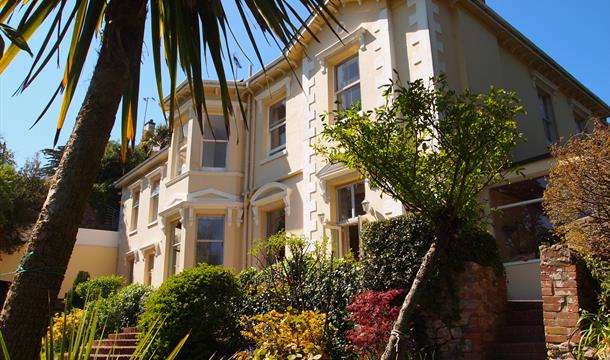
[139,263,243,359]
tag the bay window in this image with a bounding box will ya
[202,115,228,169]
[196,216,224,266]
[168,221,182,276]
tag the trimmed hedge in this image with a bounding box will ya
[360,214,503,291]
[360,214,433,291]
[139,264,242,359]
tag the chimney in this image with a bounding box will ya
[143,119,156,138]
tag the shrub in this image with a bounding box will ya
[139,263,243,359]
[360,215,433,291]
[47,309,84,352]
[65,270,90,310]
[97,283,152,336]
[75,275,125,300]
[240,234,362,359]
[577,307,609,360]
[239,309,328,359]
[345,290,403,360]
[360,215,503,292]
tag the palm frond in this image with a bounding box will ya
[0,0,340,161]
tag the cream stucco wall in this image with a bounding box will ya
[114,0,607,294]
[0,228,118,298]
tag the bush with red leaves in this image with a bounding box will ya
[345,289,403,359]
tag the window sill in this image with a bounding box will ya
[259,149,288,165]
[147,220,158,228]
[128,229,138,237]
[201,167,227,172]
[166,172,188,187]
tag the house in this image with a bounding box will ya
[113,0,609,302]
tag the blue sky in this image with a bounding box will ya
[0,0,608,166]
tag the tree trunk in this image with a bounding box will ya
[381,219,454,360]
[0,1,146,358]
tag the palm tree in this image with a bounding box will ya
[0,1,339,357]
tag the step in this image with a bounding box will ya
[494,352,547,360]
[94,338,139,347]
[121,327,138,334]
[108,332,140,340]
[89,355,133,360]
[494,342,547,355]
[498,325,545,343]
[506,300,543,311]
[89,345,137,355]
[505,309,543,326]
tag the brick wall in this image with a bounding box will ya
[421,262,506,360]
[540,244,597,359]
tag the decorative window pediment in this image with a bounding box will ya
[251,182,292,224]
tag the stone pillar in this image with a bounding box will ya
[540,244,596,358]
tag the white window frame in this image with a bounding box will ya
[196,216,225,265]
[168,221,182,277]
[537,89,558,144]
[201,115,229,170]
[335,55,361,110]
[268,100,287,156]
[336,181,365,224]
[149,178,160,223]
[130,188,140,231]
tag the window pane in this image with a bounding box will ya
[270,125,286,151]
[196,242,224,265]
[150,197,158,221]
[266,209,285,238]
[338,85,361,110]
[203,142,227,168]
[492,201,552,262]
[151,181,160,197]
[270,102,286,128]
[197,217,224,240]
[336,56,359,90]
[489,177,547,207]
[354,182,366,216]
[203,115,228,140]
[172,222,182,245]
[337,186,353,222]
[132,190,140,207]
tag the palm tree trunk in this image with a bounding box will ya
[0,1,146,358]
[381,219,453,360]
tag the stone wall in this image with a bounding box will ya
[420,262,506,360]
[540,244,598,359]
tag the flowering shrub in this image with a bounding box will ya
[48,309,84,351]
[239,309,329,359]
[345,289,403,359]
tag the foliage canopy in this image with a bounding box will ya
[316,77,524,227]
